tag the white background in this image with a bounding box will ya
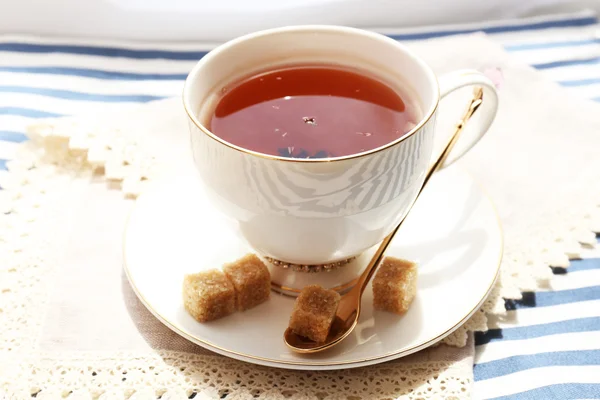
[1,0,600,41]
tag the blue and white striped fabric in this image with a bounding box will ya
[1,9,599,400]
[474,239,600,399]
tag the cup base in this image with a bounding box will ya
[261,253,369,298]
[264,256,356,273]
[270,277,359,297]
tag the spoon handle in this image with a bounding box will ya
[354,87,485,296]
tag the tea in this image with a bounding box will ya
[207,65,419,158]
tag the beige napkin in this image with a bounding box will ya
[2,33,600,399]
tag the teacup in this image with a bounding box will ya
[184,26,498,267]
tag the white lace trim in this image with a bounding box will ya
[26,121,162,198]
[1,121,598,398]
[5,351,472,400]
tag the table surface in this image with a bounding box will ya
[1,10,599,400]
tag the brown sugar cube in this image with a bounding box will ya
[223,254,271,311]
[183,269,236,322]
[373,257,418,315]
[288,285,341,343]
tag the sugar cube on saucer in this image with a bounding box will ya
[289,285,341,343]
[372,257,417,315]
[223,254,271,311]
[183,269,236,322]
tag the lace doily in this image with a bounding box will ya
[6,351,472,399]
[0,116,573,400]
[0,122,476,399]
[2,34,600,399]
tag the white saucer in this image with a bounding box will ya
[123,166,502,370]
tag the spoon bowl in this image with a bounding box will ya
[284,314,357,353]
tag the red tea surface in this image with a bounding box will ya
[208,65,419,158]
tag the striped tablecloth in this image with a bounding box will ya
[1,10,599,400]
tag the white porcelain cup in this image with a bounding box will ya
[184,26,498,266]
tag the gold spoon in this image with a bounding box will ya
[284,87,484,353]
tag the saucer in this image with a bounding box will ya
[123,166,502,370]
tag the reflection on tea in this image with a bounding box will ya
[207,65,420,158]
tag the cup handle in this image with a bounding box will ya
[434,69,499,168]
